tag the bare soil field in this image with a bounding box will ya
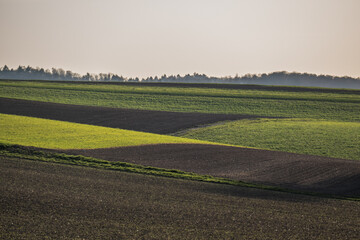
[60,144,360,197]
[1,156,359,239]
[0,97,265,134]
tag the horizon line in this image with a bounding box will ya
[1,64,359,80]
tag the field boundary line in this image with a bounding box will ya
[1,143,359,202]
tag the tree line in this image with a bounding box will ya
[0,65,125,81]
[1,65,359,89]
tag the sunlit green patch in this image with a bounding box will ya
[177,118,360,160]
[0,114,211,149]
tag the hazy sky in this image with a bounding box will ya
[1,0,359,78]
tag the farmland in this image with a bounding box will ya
[2,157,359,239]
[1,79,360,238]
[58,143,360,196]
[0,113,208,149]
[0,97,264,134]
[177,118,360,160]
[0,80,359,121]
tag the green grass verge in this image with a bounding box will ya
[1,80,359,122]
[1,143,358,201]
[0,113,211,149]
[177,118,360,160]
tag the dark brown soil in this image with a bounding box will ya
[0,97,266,134]
[59,144,360,197]
[1,157,359,239]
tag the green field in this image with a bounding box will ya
[177,118,360,160]
[0,80,359,121]
[1,80,360,238]
[0,80,359,160]
[0,114,209,149]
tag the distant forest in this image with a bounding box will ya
[1,65,360,89]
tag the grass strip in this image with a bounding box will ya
[1,143,358,202]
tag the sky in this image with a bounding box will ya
[1,0,360,78]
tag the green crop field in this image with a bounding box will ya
[1,80,360,238]
[0,114,209,149]
[0,80,359,159]
[1,80,359,159]
[0,80,359,122]
[177,118,360,160]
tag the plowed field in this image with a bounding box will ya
[59,144,360,197]
[1,157,359,239]
[0,97,265,134]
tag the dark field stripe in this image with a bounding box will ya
[60,143,360,197]
[0,97,267,134]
